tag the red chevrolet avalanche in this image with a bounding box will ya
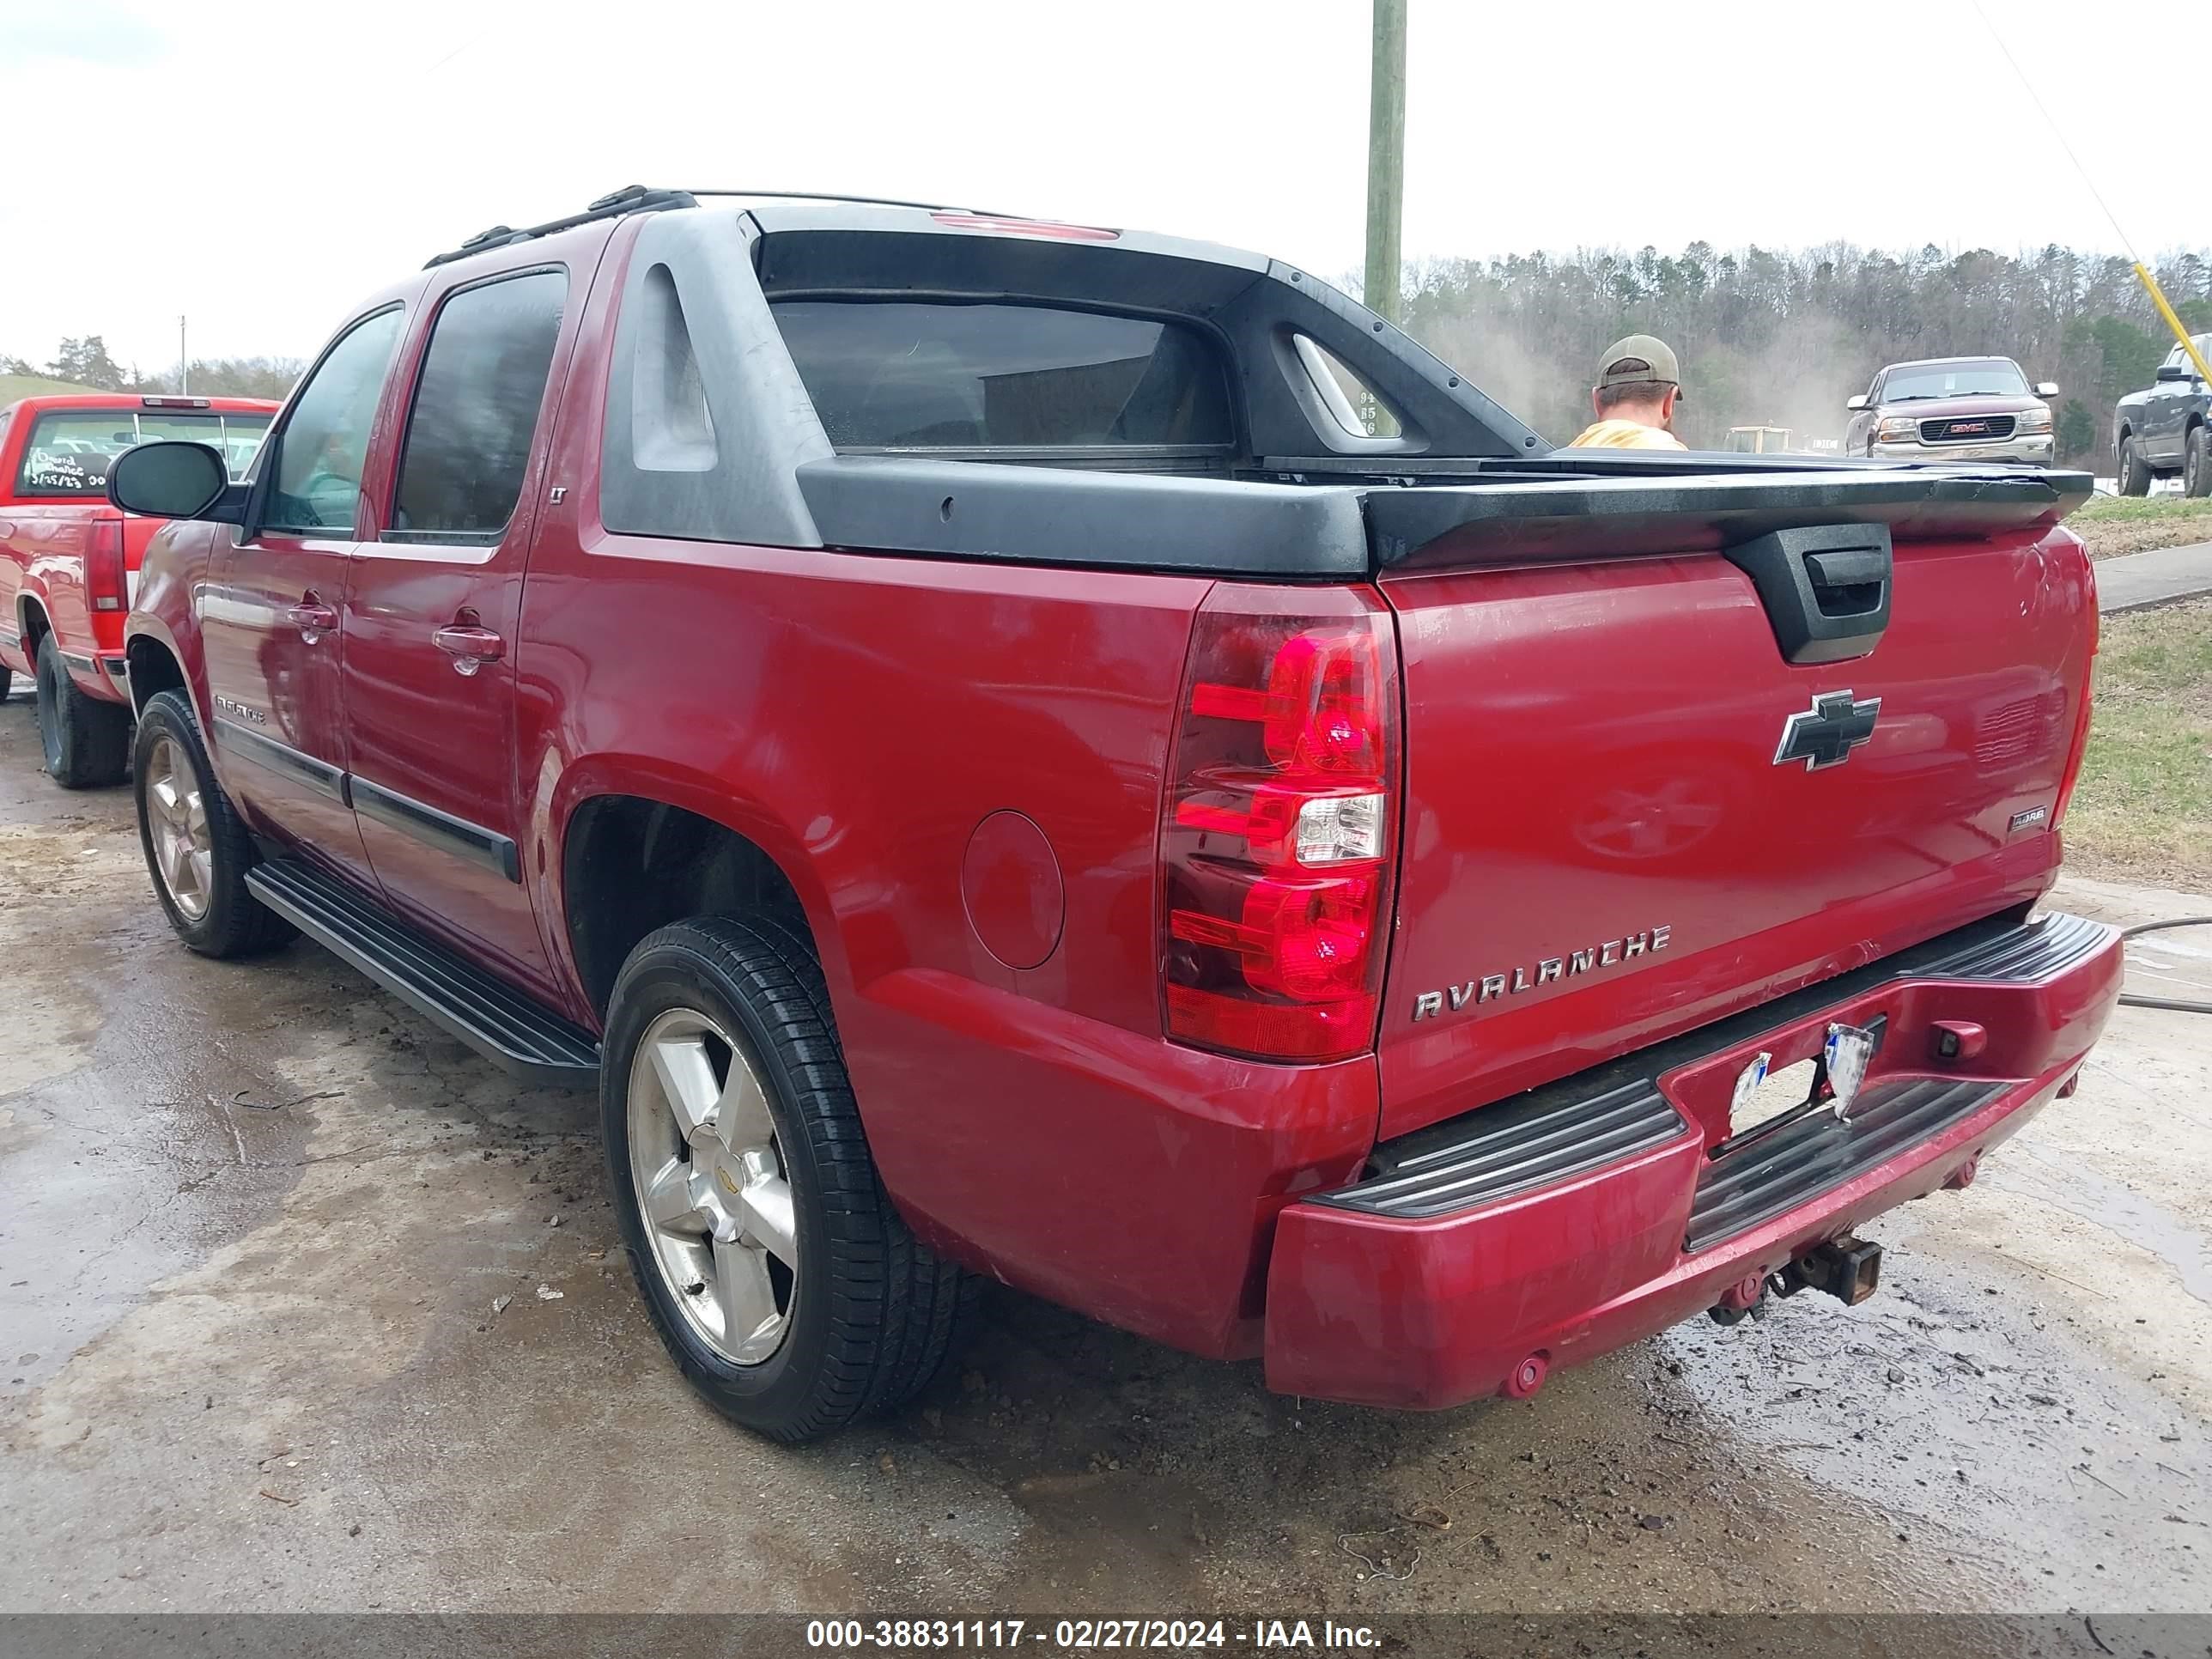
[106,187,2119,1441]
[0,392,274,784]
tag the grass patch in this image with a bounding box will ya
[2064,597,2212,889]
[0,372,90,404]
[2069,494,2212,561]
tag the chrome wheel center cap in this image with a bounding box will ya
[687,1127,781,1246]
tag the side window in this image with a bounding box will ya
[265,307,407,536]
[390,269,568,542]
[1294,335,1403,440]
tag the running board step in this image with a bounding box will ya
[246,859,601,1089]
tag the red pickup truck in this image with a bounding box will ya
[108,186,2121,1442]
[0,392,275,785]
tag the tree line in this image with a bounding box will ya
[2,337,302,402]
[1395,242,2212,461]
[14,240,2212,465]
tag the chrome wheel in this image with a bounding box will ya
[626,1007,798,1365]
[143,734,213,921]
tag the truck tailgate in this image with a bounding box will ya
[1372,521,2094,1141]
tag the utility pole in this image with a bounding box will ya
[1363,0,1407,325]
[179,315,188,395]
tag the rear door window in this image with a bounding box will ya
[390,269,568,542]
[771,300,1232,452]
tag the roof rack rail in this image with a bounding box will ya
[676,187,1023,218]
[422,185,1037,270]
[422,185,696,269]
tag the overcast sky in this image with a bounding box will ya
[2,0,2190,375]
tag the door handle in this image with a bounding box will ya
[432,623,506,676]
[287,598,337,641]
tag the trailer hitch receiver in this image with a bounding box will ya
[1771,1237,1883,1306]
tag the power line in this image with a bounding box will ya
[1967,0,2136,259]
[1970,0,2212,386]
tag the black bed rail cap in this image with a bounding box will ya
[1368,465,2095,570]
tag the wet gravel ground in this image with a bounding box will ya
[1,684,2208,1623]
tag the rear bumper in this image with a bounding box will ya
[1262,910,2123,1409]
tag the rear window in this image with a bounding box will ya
[14,409,271,497]
[771,301,1232,451]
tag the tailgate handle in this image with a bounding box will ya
[1805,548,1888,591]
[1722,524,1893,666]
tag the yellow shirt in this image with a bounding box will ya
[1567,419,1687,450]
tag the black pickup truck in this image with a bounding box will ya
[2114,331,2212,495]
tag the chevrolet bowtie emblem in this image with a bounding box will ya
[1774,690,1881,771]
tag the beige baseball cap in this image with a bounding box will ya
[1597,334,1683,396]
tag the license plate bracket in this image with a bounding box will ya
[1711,1016,1888,1159]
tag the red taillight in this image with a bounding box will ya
[1160,587,1399,1063]
[86,518,126,614]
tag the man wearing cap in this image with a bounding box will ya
[1568,334,1688,449]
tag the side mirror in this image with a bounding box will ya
[106,441,238,522]
[1845,394,1869,411]
[2155,363,2192,382]
[2034,381,2059,398]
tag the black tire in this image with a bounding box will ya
[131,690,295,957]
[2186,427,2212,499]
[602,915,975,1442]
[34,630,131,788]
[0,665,11,702]
[2118,434,2153,496]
